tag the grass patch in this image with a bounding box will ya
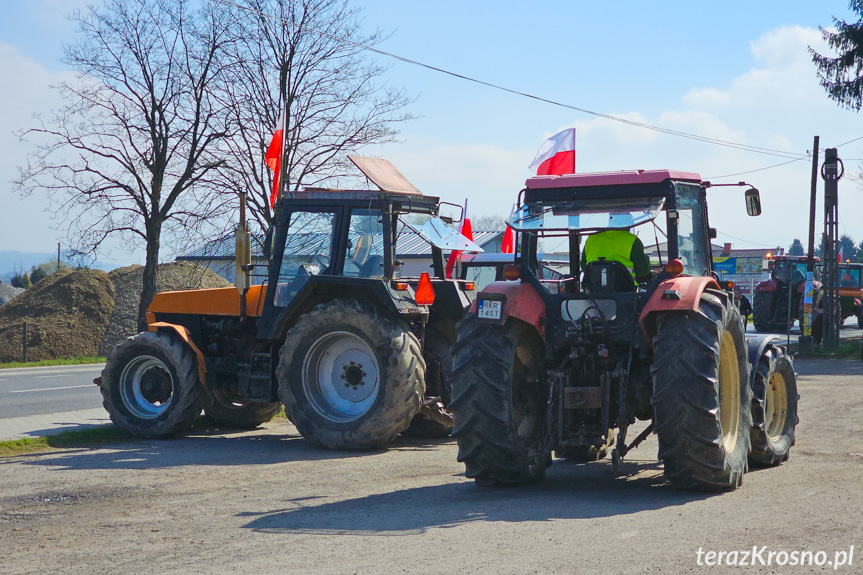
[0,425,130,457]
[798,339,861,360]
[0,356,106,369]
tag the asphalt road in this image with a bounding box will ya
[0,364,105,419]
[0,359,860,575]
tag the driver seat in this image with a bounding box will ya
[583,259,636,293]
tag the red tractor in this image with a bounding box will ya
[752,255,821,333]
[450,170,797,491]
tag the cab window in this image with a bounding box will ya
[274,211,335,307]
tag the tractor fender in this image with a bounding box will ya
[639,276,721,343]
[755,279,778,293]
[746,334,787,389]
[148,321,208,386]
[471,280,546,337]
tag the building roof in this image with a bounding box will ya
[178,230,503,261]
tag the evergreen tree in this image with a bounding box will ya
[810,1,863,110]
[789,238,805,255]
[839,234,857,261]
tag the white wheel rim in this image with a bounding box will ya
[119,355,174,419]
[302,331,380,422]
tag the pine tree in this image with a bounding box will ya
[810,1,863,110]
[789,238,805,255]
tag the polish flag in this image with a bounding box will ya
[500,204,516,254]
[445,200,472,279]
[528,128,576,176]
[265,111,285,208]
[838,244,844,263]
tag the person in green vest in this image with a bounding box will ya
[580,214,651,284]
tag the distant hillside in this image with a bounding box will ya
[0,250,136,282]
[0,251,55,281]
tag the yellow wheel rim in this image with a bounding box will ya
[764,371,788,441]
[718,331,741,452]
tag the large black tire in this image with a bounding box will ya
[403,328,455,438]
[857,310,863,330]
[450,317,548,485]
[203,387,280,429]
[749,345,798,466]
[752,291,773,332]
[100,331,204,438]
[651,289,752,491]
[277,299,424,450]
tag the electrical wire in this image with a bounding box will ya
[706,157,809,180]
[214,0,809,160]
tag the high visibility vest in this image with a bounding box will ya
[583,230,638,271]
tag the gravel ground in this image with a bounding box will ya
[0,359,860,575]
[99,262,231,355]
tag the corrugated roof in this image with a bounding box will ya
[179,230,502,260]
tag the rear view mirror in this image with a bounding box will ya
[745,188,762,216]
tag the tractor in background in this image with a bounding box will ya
[752,255,821,333]
[837,262,863,328]
[450,170,797,491]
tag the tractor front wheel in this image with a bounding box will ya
[100,331,204,438]
[450,317,548,485]
[651,289,752,491]
[749,345,798,466]
[277,299,424,450]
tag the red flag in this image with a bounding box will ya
[838,244,844,263]
[265,112,285,208]
[446,200,471,278]
[500,204,516,254]
[528,128,575,176]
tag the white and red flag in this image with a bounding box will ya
[528,128,576,176]
[500,203,516,254]
[445,200,473,279]
[838,244,844,263]
[265,111,285,208]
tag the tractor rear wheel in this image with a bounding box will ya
[450,317,548,486]
[203,387,280,429]
[651,289,752,491]
[277,299,424,450]
[749,345,797,466]
[100,331,204,438]
[403,328,454,438]
[752,291,773,332]
[858,310,863,330]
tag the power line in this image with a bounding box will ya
[706,157,808,180]
[215,0,808,160]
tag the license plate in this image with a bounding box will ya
[478,298,502,320]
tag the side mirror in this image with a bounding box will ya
[745,188,762,216]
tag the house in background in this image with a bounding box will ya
[644,241,781,296]
[176,230,505,285]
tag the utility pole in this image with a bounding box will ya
[821,148,843,350]
[799,136,819,354]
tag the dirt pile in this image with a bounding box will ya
[0,269,115,362]
[99,261,232,355]
[0,283,24,305]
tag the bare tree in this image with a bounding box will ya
[15,0,234,331]
[472,214,507,232]
[214,0,415,234]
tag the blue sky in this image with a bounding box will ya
[0,0,860,264]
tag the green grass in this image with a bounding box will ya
[798,339,861,360]
[0,425,130,457]
[0,356,106,369]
